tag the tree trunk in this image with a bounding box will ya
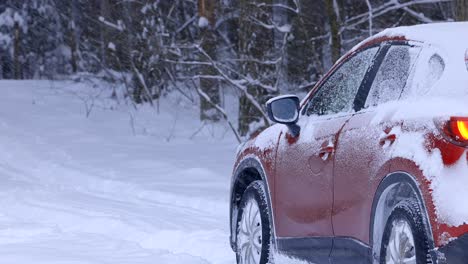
[13,21,21,80]
[99,0,110,68]
[69,0,80,73]
[70,31,78,73]
[198,0,221,121]
[325,0,341,63]
[455,0,468,21]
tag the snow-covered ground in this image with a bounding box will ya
[0,80,238,263]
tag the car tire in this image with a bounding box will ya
[380,200,431,264]
[236,180,272,264]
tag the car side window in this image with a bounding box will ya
[306,47,379,116]
[365,45,421,107]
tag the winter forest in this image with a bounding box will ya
[0,0,466,139]
[1,1,468,263]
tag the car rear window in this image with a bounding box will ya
[401,49,446,98]
[365,45,421,107]
[421,53,445,94]
[399,47,468,99]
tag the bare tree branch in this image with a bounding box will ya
[195,45,270,125]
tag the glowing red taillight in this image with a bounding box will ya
[443,117,468,146]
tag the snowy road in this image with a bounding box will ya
[0,81,237,263]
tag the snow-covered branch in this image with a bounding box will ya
[248,16,291,33]
[365,0,373,36]
[195,45,270,125]
[254,2,300,14]
[195,85,242,143]
[176,15,196,34]
[343,0,450,31]
[98,16,124,31]
[402,7,435,23]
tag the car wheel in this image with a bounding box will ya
[236,180,272,264]
[380,201,431,264]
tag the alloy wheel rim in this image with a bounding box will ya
[386,219,416,264]
[238,199,262,264]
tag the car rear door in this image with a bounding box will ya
[331,42,423,263]
[274,45,380,263]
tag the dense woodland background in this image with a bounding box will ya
[0,0,467,139]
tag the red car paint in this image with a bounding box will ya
[232,31,468,259]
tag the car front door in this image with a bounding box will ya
[331,42,422,263]
[274,45,380,263]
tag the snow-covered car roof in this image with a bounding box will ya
[348,22,468,60]
[303,22,468,113]
[327,22,468,121]
[367,22,468,99]
[374,22,468,55]
[377,22,468,43]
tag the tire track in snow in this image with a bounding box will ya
[0,81,236,263]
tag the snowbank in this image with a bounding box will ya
[0,80,238,263]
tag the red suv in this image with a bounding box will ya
[229,23,468,264]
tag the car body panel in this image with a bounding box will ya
[229,125,284,249]
[275,114,351,238]
[332,110,393,243]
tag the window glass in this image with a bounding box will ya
[427,54,445,80]
[365,45,421,107]
[306,47,379,116]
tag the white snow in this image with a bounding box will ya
[0,80,238,263]
[345,22,468,100]
[198,17,209,28]
[13,12,23,26]
[368,98,468,228]
[0,8,15,28]
[253,124,284,151]
[370,98,468,125]
[385,122,468,228]
[273,253,312,264]
[374,22,468,56]
[373,23,468,97]
[368,78,468,227]
[108,42,116,51]
[277,24,291,33]
[266,94,297,105]
[99,16,124,31]
[465,49,468,69]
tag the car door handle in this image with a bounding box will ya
[379,133,396,146]
[319,146,335,161]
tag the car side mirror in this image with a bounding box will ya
[266,95,300,137]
